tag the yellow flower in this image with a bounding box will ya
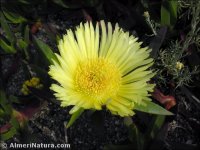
[176,61,184,70]
[143,11,150,18]
[49,21,155,116]
[21,77,43,95]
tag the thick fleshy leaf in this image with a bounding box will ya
[134,101,173,115]
[0,38,16,53]
[146,115,165,140]
[0,89,12,115]
[52,0,70,8]
[10,114,20,130]
[0,126,17,141]
[17,0,30,4]
[124,117,144,150]
[161,0,177,27]
[66,108,84,128]
[2,8,27,23]
[24,25,30,45]
[0,11,15,43]
[128,123,144,150]
[23,25,30,59]
[9,95,22,104]
[18,39,28,50]
[0,108,5,118]
[33,36,58,65]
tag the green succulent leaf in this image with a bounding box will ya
[2,8,27,23]
[0,90,19,140]
[52,0,70,8]
[124,117,144,150]
[0,89,12,115]
[33,36,58,65]
[128,123,144,150]
[10,116,20,130]
[66,108,84,128]
[0,11,15,44]
[17,0,30,4]
[134,101,173,115]
[9,95,22,104]
[0,39,16,53]
[0,108,5,118]
[18,39,28,50]
[22,25,30,60]
[161,0,177,27]
[0,126,17,141]
[149,115,165,139]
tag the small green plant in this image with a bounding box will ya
[156,1,200,87]
[0,88,22,141]
[157,41,199,87]
[0,11,30,58]
[104,115,166,150]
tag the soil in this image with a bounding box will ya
[165,92,200,150]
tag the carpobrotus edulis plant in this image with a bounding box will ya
[49,21,156,117]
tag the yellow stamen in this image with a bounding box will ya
[74,58,121,101]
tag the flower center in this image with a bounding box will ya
[75,58,121,101]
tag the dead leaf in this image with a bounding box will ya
[152,88,176,110]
